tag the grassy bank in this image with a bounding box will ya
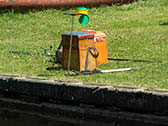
[0,0,168,89]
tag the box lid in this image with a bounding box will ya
[62,32,94,40]
[78,30,107,42]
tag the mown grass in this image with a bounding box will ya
[0,0,168,89]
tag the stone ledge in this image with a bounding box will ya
[0,74,168,114]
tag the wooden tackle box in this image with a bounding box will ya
[62,32,98,71]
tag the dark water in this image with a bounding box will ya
[0,116,118,126]
[0,110,119,126]
[0,118,73,126]
[0,109,159,126]
[0,114,76,126]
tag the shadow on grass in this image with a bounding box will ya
[160,22,168,26]
[47,59,62,71]
[37,66,62,77]
[46,66,62,71]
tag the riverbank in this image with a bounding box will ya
[1,1,168,124]
[0,74,168,125]
[1,0,168,89]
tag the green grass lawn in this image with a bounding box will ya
[0,0,168,89]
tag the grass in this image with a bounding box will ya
[0,0,168,89]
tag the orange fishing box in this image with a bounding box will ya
[62,32,98,71]
[78,30,108,64]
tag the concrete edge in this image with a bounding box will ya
[0,74,168,114]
